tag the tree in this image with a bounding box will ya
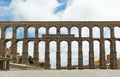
[18,56,22,64]
[28,56,33,65]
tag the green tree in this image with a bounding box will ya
[28,56,33,65]
[18,56,22,64]
[6,54,11,59]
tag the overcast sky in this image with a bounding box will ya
[1,0,120,69]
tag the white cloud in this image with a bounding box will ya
[10,0,59,21]
[60,0,120,21]
[1,0,120,21]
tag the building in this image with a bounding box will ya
[94,55,120,69]
[5,48,12,59]
[5,48,21,63]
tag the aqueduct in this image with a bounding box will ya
[0,21,119,69]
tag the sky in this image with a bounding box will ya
[1,0,120,21]
[1,0,120,69]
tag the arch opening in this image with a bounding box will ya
[104,40,110,61]
[70,27,79,37]
[28,27,35,38]
[49,27,57,34]
[5,27,13,39]
[114,27,120,38]
[115,41,120,59]
[49,41,57,69]
[38,27,46,38]
[60,27,68,35]
[104,27,111,38]
[82,41,89,67]
[16,27,24,38]
[93,40,100,68]
[92,27,100,38]
[28,41,34,65]
[39,41,45,67]
[71,41,78,68]
[60,41,68,67]
[81,27,89,37]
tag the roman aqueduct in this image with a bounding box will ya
[0,21,119,69]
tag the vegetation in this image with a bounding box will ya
[6,54,11,59]
[18,56,22,64]
[28,55,33,65]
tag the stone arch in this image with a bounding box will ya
[17,41,23,63]
[39,41,46,65]
[28,27,35,38]
[6,41,12,49]
[17,41,23,56]
[38,27,46,38]
[70,27,79,37]
[71,41,78,67]
[103,27,111,38]
[49,41,57,69]
[114,27,120,38]
[4,26,13,30]
[81,27,89,37]
[104,40,110,61]
[49,27,57,34]
[5,26,13,39]
[16,27,24,38]
[28,41,34,65]
[60,27,68,34]
[5,41,12,58]
[0,21,119,69]
[93,40,100,68]
[92,27,100,38]
[60,41,68,67]
[82,41,89,67]
[115,40,120,59]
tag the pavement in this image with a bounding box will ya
[0,69,120,77]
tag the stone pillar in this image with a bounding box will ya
[78,41,83,69]
[2,41,6,57]
[110,27,117,69]
[56,41,61,69]
[1,27,5,39]
[11,40,17,63]
[12,27,17,63]
[22,27,28,64]
[35,28,38,38]
[44,41,50,69]
[0,27,5,57]
[57,27,60,35]
[22,40,28,64]
[100,27,106,69]
[13,27,16,39]
[0,41,2,57]
[89,27,94,69]
[89,41,94,69]
[68,27,70,35]
[78,28,83,69]
[67,41,72,69]
[46,27,49,35]
[24,27,28,38]
[33,41,39,66]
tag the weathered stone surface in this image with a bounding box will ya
[0,21,118,69]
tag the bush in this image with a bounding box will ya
[18,56,22,64]
[28,56,33,65]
